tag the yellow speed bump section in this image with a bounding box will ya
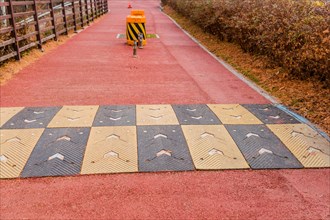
[268,124,330,168]
[208,104,262,124]
[182,125,249,170]
[81,126,137,174]
[48,106,98,128]
[0,107,24,127]
[136,105,179,125]
[0,129,44,178]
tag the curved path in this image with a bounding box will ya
[1,0,329,219]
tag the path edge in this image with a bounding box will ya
[160,7,330,140]
[160,7,278,104]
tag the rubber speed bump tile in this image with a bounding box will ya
[208,104,262,124]
[0,129,44,178]
[21,128,90,178]
[268,124,330,168]
[136,105,179,125]
[0,107,24,127]
[172,104,221,125]
[81,126,138,174]
[137,125,194,172]
[93,105,136,126]
[1,107,61,129]
[48,106,98,128]
[243,104,300,124]
[181,125,249,170]
[226,125,303,169]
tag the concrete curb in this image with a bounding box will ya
[275,104,330,141]
[161,8,278,104]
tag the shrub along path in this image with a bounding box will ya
[0,0,329,219]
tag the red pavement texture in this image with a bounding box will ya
[1,0,329,219]
[1,170,330,219]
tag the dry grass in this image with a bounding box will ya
[164,6,330,135]
[0,34,72,85]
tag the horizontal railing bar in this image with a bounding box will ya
[0,52,17,62]
[12,1,35,6]
[0,38,15,48]
[17,31,38,41]
[41,33,55,42]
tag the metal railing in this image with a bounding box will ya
[0,0,108,62]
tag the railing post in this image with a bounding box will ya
[8,0,20,60]
[94,0,98,18]
[101,0,105,15]
[84,0,89,25]
[0,0,7,27]
[98,0,101,16]
[105,0,108,13]
[72,0,77,32]
[90,0,94,21]
[32,0,43,50]
[61,0,68,35]
[99,0,102,15]
[99,0,103,15]
[79,0,84,28]
[49,0,58,41]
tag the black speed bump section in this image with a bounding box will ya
[21,128,90,178]
[226,125,303,169]
[242,104,300,124]
[1,107,61,129]
[137,125,194,172]
[172,104,221,125]
[93,105,136,126]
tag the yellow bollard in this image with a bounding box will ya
[126,10,146,46]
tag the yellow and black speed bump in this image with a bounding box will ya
[1,107,61,129]
[0,107,24,127]
[137,125,194,172]
[93,105,136,126]
[243,104,300,124]
[208,104,262,124]
[0,104,329,179]
[172,104,221,125]
[81,126,138,174]
[48,106,98,128]
[268,124,330,168]
[226,125,303,169]
[21,128,90,178]
[182,125,249,170]
[0,129,44,178]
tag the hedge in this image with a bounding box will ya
[163,0,330,86]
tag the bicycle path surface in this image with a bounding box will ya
[1,0,329,219]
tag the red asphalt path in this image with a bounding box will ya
[1,170,329,219]
[0,0,269,106]
[0,0,329,219]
